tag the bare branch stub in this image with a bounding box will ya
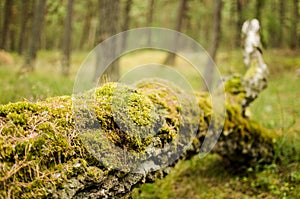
[242,19,269,109]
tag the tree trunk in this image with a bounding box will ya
[79,1,94,50]
[163,0,189,66]
[9,2,17,51]
[146,0,155,44]
[255,0,265,22]
[235,0,244,47]
[95,0,121,82]
[9,23,16,51]
[61,0,74,76]
[17,0,29,55]
[88,19,97,49]
[203,0,222,91]
[290,0,299,49]
[0,0,2,37]
[255,0,266,47]
[1,0,13,50]
[278,0,285,47]
[147,0,155,27]
[23,0,47,71]
[121,0,132,49]
[79,14,91,50]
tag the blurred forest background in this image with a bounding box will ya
[0,0,299,74]
[1,0,300,198]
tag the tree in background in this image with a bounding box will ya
[278,0,285,47]
[146,0,155,27]
[1,0,13,50]
[95,0,121,82]
[23,0,47,71]
[235,0,245,47]
[255,0,266,47]
[61,0,74,76]
[79,0,97,50]
[203,0,223,90]
[255,0,265,22]
[18,0,30,55]
[291,0,299,49]
[146,0,155,44]
[9,2,17,51]
[121,0,132,49]
[164,0,189,66]
[0,0,298,72]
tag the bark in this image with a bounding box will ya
[61,0,74,76]
[237,19,268,111]
[95,0,121,82]
[1,0,13,50]
[17,0,29,55]
[163,0,189,66]
[23,0,47,71]
[203,0,222,90]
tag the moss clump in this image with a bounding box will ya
[93,82,158,151]
[0,95,108,198]
[79,81,197,172]
[216,104,274,167]
[224,75,247,106]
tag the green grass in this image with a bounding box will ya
[0,50,89,104]
[132,155,300,199]
[0,49,300,198]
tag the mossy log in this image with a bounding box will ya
[0,80,274,199]
[0,18,273,198]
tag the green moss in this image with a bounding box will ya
[224,75,247,106]
[0,81,275,198]
[218,103,274,166]
[92,83,160,153]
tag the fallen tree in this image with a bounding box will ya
[0,19,274,199]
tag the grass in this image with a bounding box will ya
[132,155,300,199]
[0,48,300,198]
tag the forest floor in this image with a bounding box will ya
[0,49,300,198]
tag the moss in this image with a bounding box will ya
[224,74,247,106]
[217,103,274,166]
[0,97,89,198]
[92,83,161,153]
[0,82,275,198]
